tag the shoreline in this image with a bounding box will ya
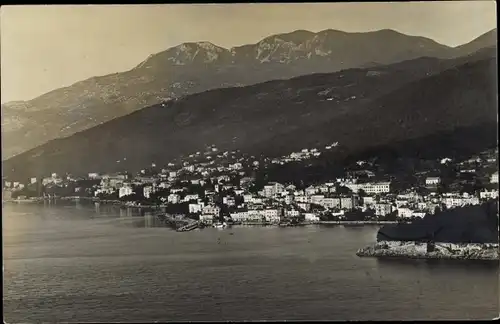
[3,198,399,226]
[356,241,500,261]
[3,197,168,209]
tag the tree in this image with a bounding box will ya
[382,210,398,221]
[344,209,367,221]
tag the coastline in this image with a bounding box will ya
[356,241,500,261]
[2,197,168,209]
[3,198,398,226]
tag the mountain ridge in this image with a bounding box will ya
[3,49,496,181]
[2,28,496,159]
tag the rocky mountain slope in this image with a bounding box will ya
[1,28,496,159]
[3,49,496,181]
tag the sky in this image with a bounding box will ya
[0,2,497,104]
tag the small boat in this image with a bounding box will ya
[213,222,228,229]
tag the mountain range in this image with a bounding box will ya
[1,28,497,159]
[3,45,497,181]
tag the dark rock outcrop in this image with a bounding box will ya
[377,201,499,244]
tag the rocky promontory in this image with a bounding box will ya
[357,200,499,261]
[357,241,499,261]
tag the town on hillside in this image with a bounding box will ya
[3,143,499,226]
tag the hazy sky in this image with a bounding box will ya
[0,2,496,103]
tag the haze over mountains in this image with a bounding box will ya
[3,45,497,181]
[1,28,497,159]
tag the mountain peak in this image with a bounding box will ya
[264,29,316,43]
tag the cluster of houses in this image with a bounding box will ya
[270,143,339,165]
[3,145,499,226]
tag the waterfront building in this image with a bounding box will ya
[285,209,300,218]
[119,186,133,198]
[263,208,282,223]
[189,203,204,214]
[362,196,375,207]
[480,189,499,200]
[374,203,393,216]
[202,204,220,216]
[143,186,155,199]
[199,214,214,225]
[320,197,341,209]
[304,213,320,222]
[297,202,311,211]
[397,207,413,218]
[340,196,357,210]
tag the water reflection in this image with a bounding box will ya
[376,257,499,273]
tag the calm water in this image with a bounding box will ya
[3,202,499,322]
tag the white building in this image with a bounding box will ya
[412,211,427,218]
[119,186,133,198]
[297,202,311,211]
[310,194,325,205]
[490,172,499,184]
[304,213,320,222]
[295,195,310,203]
[442,196,480,209]
[143,186,154,199]
[88,173,100,179]
[480,189,499,200]
[200,214,214,225]
[203,204,220,216]
[284,195,295,205]
[189,203,204,214]
[263,208,282,223]
[320,197,341,209]
[285,209,300,218]
[167,193,181,204]
[304,186,318,196]
[223,196,236,206]
[230,211,264,223]
[184,194,199,202]
[362,196,375,207]
[262,182,285,198]
[374,203,393,216]
[340,196,357,210]
[344,181,391,195]
[397,207,413,218]
[425,177,441,186]
[363,182,391,194]
[230,163,243,170]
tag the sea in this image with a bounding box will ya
[3,201,499,322]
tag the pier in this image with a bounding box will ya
[176,221,199,232]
